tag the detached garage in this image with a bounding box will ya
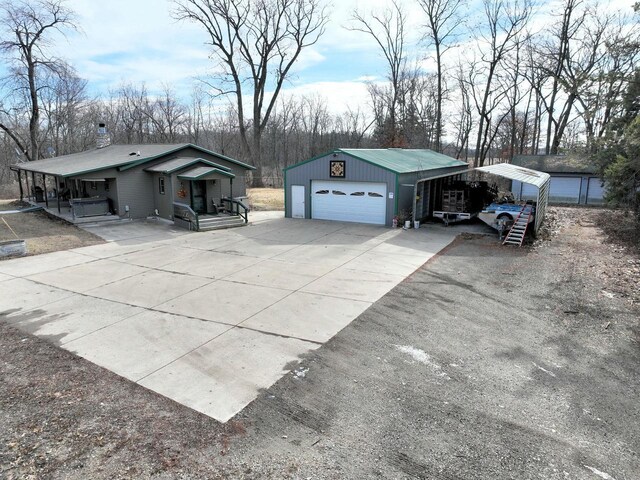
[284,149,468,226]
[511,154,605,205]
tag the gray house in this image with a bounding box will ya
[284,149,468,226]
[511,154,604,205]
[12,143,255,229]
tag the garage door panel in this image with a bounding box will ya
[587,177,605,205]
[312,181,387,225]
[549,177,580,203]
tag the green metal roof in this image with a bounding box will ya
[512,154,596,174]
[284,148,468,174]
[145,157,231,174]
[339,149,467,173]
[177,166,235,180]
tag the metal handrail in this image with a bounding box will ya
[221,197,249,223]
[173,202,199,231]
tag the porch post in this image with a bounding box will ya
[25,171,30,202]
[31,172,36,201]
[17,169,24,201]
[56,176,61,213]
[43,174,49,208]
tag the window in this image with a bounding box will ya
[90,181,97,190]
[315,189,329,194]
[332,190,346,195]
[159,176,165,195]
[104,180,110,192]
[368,192,383,197]
[350,191,365,196]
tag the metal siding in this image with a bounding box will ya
[285,152,397,225]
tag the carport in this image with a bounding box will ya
[413,163,550,234]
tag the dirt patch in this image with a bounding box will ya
[0,200,104,258]
[1,206,638,479]
[247,188,284,211]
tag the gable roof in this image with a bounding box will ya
[340,148,468,173]
[285,148,468,175]
[13,143,254,177]
[145,157,232,174]
[177,166,236,180]
[512,154,596,174]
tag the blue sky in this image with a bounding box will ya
[50,0,426,113]
[5,0,637,116]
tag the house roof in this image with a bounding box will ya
[285,148,468,175]
[511,154,596,174]
[145,157,231,174]
[13,143,254,177]
[177,166,236,180]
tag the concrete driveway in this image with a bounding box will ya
[0,213,456,422]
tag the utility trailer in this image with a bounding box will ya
[432,181,495,226]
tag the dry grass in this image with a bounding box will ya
[0,199,104,258]
[247,188,284,211]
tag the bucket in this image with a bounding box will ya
[414,220,420,229]
[0,239,27,258]
[404,220,411,229]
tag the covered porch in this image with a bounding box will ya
[11,167,120,224]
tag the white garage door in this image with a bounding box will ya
[586,177,605,205]
[311,181,387,225]
[549,177,581,203]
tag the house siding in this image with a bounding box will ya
[115,165,156,218]
[55,145,251,221]
[284,152,398,225]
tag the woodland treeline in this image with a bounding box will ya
[0,0,638,209]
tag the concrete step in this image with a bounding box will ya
[198,216,246,231]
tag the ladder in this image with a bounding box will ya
[503,205,533,246]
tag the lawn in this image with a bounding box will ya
[0,200,104,258]
[247,188,284,211]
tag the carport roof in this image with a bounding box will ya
[177,166,235,180]
[476,163,550,189]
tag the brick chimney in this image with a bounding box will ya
[96,122,111,149]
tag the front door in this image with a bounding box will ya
[191,180,207,214]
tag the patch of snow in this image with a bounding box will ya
[393,345,450,379]
[584,466,617,480]
[532,362,557,378]
[292,367,309,379]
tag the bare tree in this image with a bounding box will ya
[350,0,407,147]
[0,0,76,161]
[471,0,532,167]
[418,0,464,152]
[173,0,329,186]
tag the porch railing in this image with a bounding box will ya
[221,197,250,223]
[173,202,199,231]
